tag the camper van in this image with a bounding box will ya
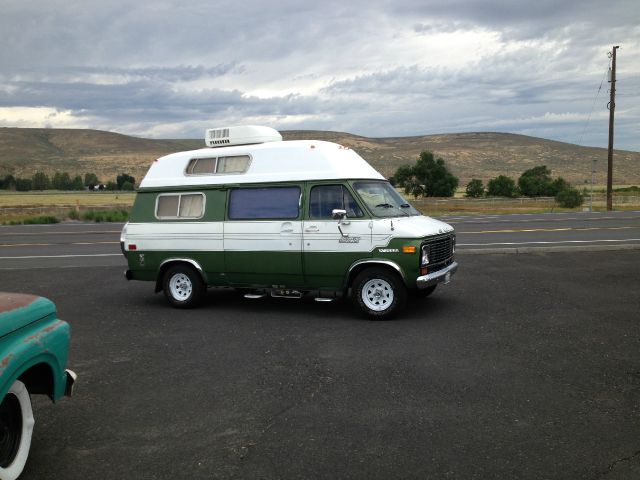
[121,126,457,318]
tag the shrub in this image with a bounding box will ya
[81,209,129,222]
[17,215,60,225]
[556,187,584,208]
[487,175,518,198]
[465,179,485,198]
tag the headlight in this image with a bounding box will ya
[421,245,429,266]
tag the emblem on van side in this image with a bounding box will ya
[339,236,361,244]
[378,248,399,253]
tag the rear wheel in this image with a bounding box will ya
[0,380,34,480]
[162,264,206,308]
[352,267,407,319]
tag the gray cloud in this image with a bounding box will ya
[0,0,638,151]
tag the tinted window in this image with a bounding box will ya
[309,185,363,219]
[229,187,300,219]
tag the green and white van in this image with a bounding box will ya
[121,126,457,318]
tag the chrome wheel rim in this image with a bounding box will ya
[361,278,394,312]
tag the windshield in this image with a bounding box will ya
[353,181,420,218]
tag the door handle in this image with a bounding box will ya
[280,221,295,233]
[305,226,319,233]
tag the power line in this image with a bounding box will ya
[577,66,609,147]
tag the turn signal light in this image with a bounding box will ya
[402,246,416,254]
[129,244,137,251]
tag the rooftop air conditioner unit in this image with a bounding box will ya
[205,125,282,148]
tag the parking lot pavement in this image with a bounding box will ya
[4,250,639,480]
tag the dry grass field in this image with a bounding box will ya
[0,192,135,222]
[1,190,637,224]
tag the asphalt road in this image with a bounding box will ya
[0,211,639,270]
[444,211,640,253]
[2,249,639,479]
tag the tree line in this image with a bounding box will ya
[0,172,136,192]
[390,152,584,208]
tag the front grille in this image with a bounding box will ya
[422,234,455,272]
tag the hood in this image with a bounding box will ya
[387,215,455,238]
[0,292,56,338]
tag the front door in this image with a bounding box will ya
[303,184,372,289]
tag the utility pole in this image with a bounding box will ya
[606,45,619,211]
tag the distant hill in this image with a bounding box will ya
[1,127,638,187]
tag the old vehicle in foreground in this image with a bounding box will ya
[121,125,457,318]
[0,293,76,480]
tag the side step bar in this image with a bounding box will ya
[243,290,338,302]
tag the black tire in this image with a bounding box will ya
[351,267,407,319]
[162,264,206,309]
[0,380,34,480]
[412,284,437,298]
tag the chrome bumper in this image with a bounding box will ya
[64,369,77,397]
[416,261,458,289]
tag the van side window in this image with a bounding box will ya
[229,187,300,220]
[217,156,251,173]
[186,155,251,175]
[156,193,205,219]
[309,185,364,219]
[186,158,216,175]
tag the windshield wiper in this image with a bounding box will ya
[373,202,411,216]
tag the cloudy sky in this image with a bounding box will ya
[1,0,639,151]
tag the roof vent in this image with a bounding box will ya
[205,125,282,148]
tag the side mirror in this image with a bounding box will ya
[331,209,347,220]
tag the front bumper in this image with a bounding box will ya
[64,369,77,397]
[416,261,458,289]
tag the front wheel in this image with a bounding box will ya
[0,380,34,480]
[351,268,407,319]
[162,264,206,308]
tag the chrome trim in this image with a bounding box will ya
[155,258,209,293]
[347,259,406,284]
[64,369,77,397]
[159,258,205,275]
[416,261,458,289]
